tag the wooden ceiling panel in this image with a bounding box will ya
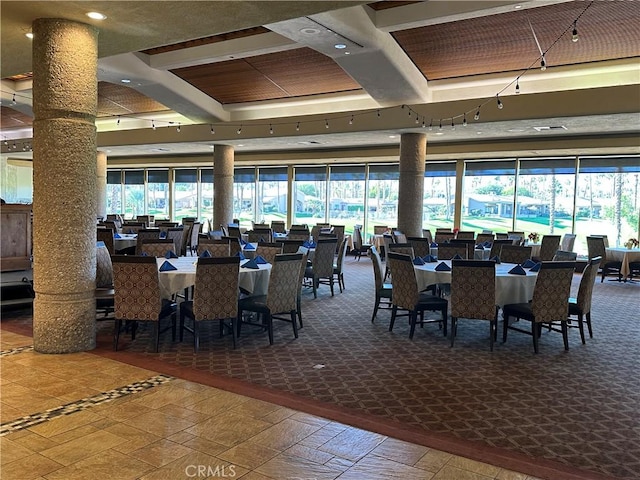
[141,26,270,55]
[0,106,32,129]
[97,82,169,117]
[172,47,361,104]
[393,1,640,80]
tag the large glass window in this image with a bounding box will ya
[462,160,516,234]
[328,166,366,235]
[234,168,255,229]
[515,158,576,240]
[368,164,399,237]
[200,169,214,231]
[106,171,122,214]
[123,170,144,219]
[147,169,169,220]
[575,156,640,253]
[424,161,456,230]
[174,169,198,222]
[257,167,287,225]
[293,166,327,225]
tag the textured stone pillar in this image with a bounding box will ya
[213,145,234,229]
[97,151,107,219]
[397,133,426,237]
[32,19,98,353]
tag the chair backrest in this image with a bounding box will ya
[227,225,242,238]
[448,239,476,260]
[586,236,607,260]
[165,228,185,256]
[552,250,578,261]
[499,245,532,264]
[539,235,561,261]
[276,239,305,253]
[531,261,576,323]
[382,233,395,257]
[335,236,349,272]
[352,225,364,249]
[96,242,113,288]
[388,243,415,259]
[374,225,389,235]
[97,228,115,254]
[267,253,304,313]
[112,255,163,320]
[122,223,145,235]
[434,231,455,244]
[248,228,273,243]
[256,242,283,264]
[222,236,242,256]
[451,260,496,320]
[190,222,201,250]
[489,239,513,259]
[141,239,176,257]
[370,246,385,291]
[456,230,475,240]
[392,230,407,244]
[386,252,419,310]
[271,220,286,233]
[192,256,240,321]
[135,229,161,255]
[495,233,508,240]
[436,244,468,260]
[310,225,322,242]
[422,229,433,244]
[197,239,230,257]
[561,233,576,252]
[331,225,345,253]
[575,256,601,314]
[476,233,494,245]
[287,225,310,241]
[310,238,338,277]
[436,227,452,232]
[407,236,431,258]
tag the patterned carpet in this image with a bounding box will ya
[2,257,639,479]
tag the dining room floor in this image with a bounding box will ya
[1,254,638,480]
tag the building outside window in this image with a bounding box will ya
[106,170,122,214]
[174,169,198,223]
[256,167,287,226]
[233,168,255,229]
[328,165,366,235]
[123,170,144,219]
[293,166,327,226]
[367,164,399,237]
[424,161,456,231]
[147,169,169,220]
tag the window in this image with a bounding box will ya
[424,161,456,230]
[123,170,144,219]
[147,170,169,220]
[257,167,287,225]
[234,168,255,228]
[328,165,366,235]
[174,169,198,223]
[293,166,327,225]
[368,164,399,236]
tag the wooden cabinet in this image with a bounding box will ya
[1,204,32,272]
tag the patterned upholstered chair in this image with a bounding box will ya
[276,239,305,253]
[552,250,578,261]
[271,220,286,234]
[449,239,476,260]
[165,228,186,256]
[561,233,577,252]
[450,260,498,351]
[374,225,389,235]
[586,236,622,282]
[179,256,240,352]
[140,239,176,257]
[287,225,310,242]
[197,239,230,257]
[392,230,408,244]
[535,235,561,262]
[296,251,308,328]
[333,236,349,292]
[256,242,283,265]
[189,222,201,255]
[369,246,392,323]
[331,225,346,254]
[422,229,433,244]
[435,244,468,260]
[434,231,455,244]
[502,261,576,353]
[388,243,415,259]
[476,233,494,246]
[386,252,448,339]
[112,255,177,352]
[304,237,338,298]
[222,236,243,257]
[488,239,513,259]
[455,230,475,240]
[135,229,161,255]
[351,225,371,261]
[567,256,601,344]
[498,245,532,264]
[95,242,115,318]
[238,253,302,344]
[381,233,395,261]
[247,228,273,244]
[97,227,115,254]
[407,236,431,259]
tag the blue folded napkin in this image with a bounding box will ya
[475,244,484,249]
[529,262,541,272]
[423,254,437,263]
[127,229,135,234]
[490,255,501,264]
[97,241,105,248]
[159,261,177,271]
[243,258,259,269]
[244,243,256,250]
[413,257,425,265]
[508,265,526,275]
[254,255,268,264]
[159,231,167,239]
[452,254,463,260]
[259,236,265,242]
[431,242,438,247]
[303,241,317,248]
[164,250,178,259]
[114,233,121,238]
[435,261,451,271]
[521,259,536,268]
[237,251,246,260]
[200,249,211,258]
[240,238,247,246]
[483,241,492,247]
[140,252,148,256]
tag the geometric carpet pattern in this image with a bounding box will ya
[2,257,639,479]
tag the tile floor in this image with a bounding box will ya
[0,330,539,480]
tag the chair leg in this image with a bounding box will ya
[267,314,274,345]
[586,312,593,338]
[441,307,448,337]
[312,277,317,299]
[297,296,303,328]
[114,319,122,351]
[290,311,298,338]
[171,313,176,342]
[532,322,539,354]
[489,320,495,352]
[329,277,334,296]
[154,323,160,353]
[193,320,199,353]
[371,295,380,323]
[389,305,398,331]
[230,318,237,349]
[450,317,457,347]
[502,314,509,343]
[577,313,586,344]
[561,321,569,350]
[409,311,417,339]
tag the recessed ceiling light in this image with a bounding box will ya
[435,132,444,136]
[237,144,244,147]
[344,51,350,55]
[25,32,34,39]
[514,5,522,9]
[507,128,525,133]
[388,135,396,139]
[120,79,131,84]
[86,11,107,20]
[300,27,320,35]
[334,44,347,49]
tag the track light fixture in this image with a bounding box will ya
[540,55,546,71]
[474,107,481,121]
[451,118,455,130]
[415,114,420,124]
[428,119,433,131]
[463,113,467,127]
[515,79,520,94]
[496,95,503,109]
[210,125,215,134]
[237,125,242,135]
[325,119,329,129]
[11,93,16,105]
[438,120,442,130]
[349,115,354,125]
[116,116,121,126]
[176,123,181,132]
[269,124,274,134]
[296,122,300,132]
[152,120,156,130]
[421,117,426,128]
[572,21,579,42]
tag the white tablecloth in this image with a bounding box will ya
[606,247,640,278]
[156,256,271,299]
[414,261,538,307]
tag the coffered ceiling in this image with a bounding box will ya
[1,0,639,163]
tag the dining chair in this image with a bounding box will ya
[374,225,389,235]
[435,227,452,233]
[271,220,286,234]
[567,256,601,344]
[304,237,338,298]
[166,227,186,256]
[502,261,576,353]
[238,253,302,344]
[552,250,578,261]
[276,238,305,253]
[296,251,308,328]
[455,230,475,240]
[381,233,395,261]
[369,246,393,323]
[586,236,622,282]
[222,236,242,257]
[436,244,468,260]
[422,229,433,244]
[196,239,230,257]
[95,242,114,319]
[560,233,576,252]
[97,227,115,255]
[256,241,283,265]
[448,239,476,260]
[351,225,371,261]
[495,233,509,240]
[498,245,532,264]
[179,256,240,352]
[227,225,242,239]
[488,239,513,259]
[434,231,455,244]
[112,255,177,352]
[535,235,561,262]
[392,230,408,244]
[475,233,494,246]
[407,236,431,258]
[189,222,201,255]
[140,239,176,257]
[135,228,161,255]
[248,228,273,243]
[388,243,415,259]
[333,236,349,292]
[386,252,448,339]
[450,260,498,351]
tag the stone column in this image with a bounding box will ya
[213,145,234,229]
[32,19,98,353]
[397,133,426,237]
[97,151,107,220]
